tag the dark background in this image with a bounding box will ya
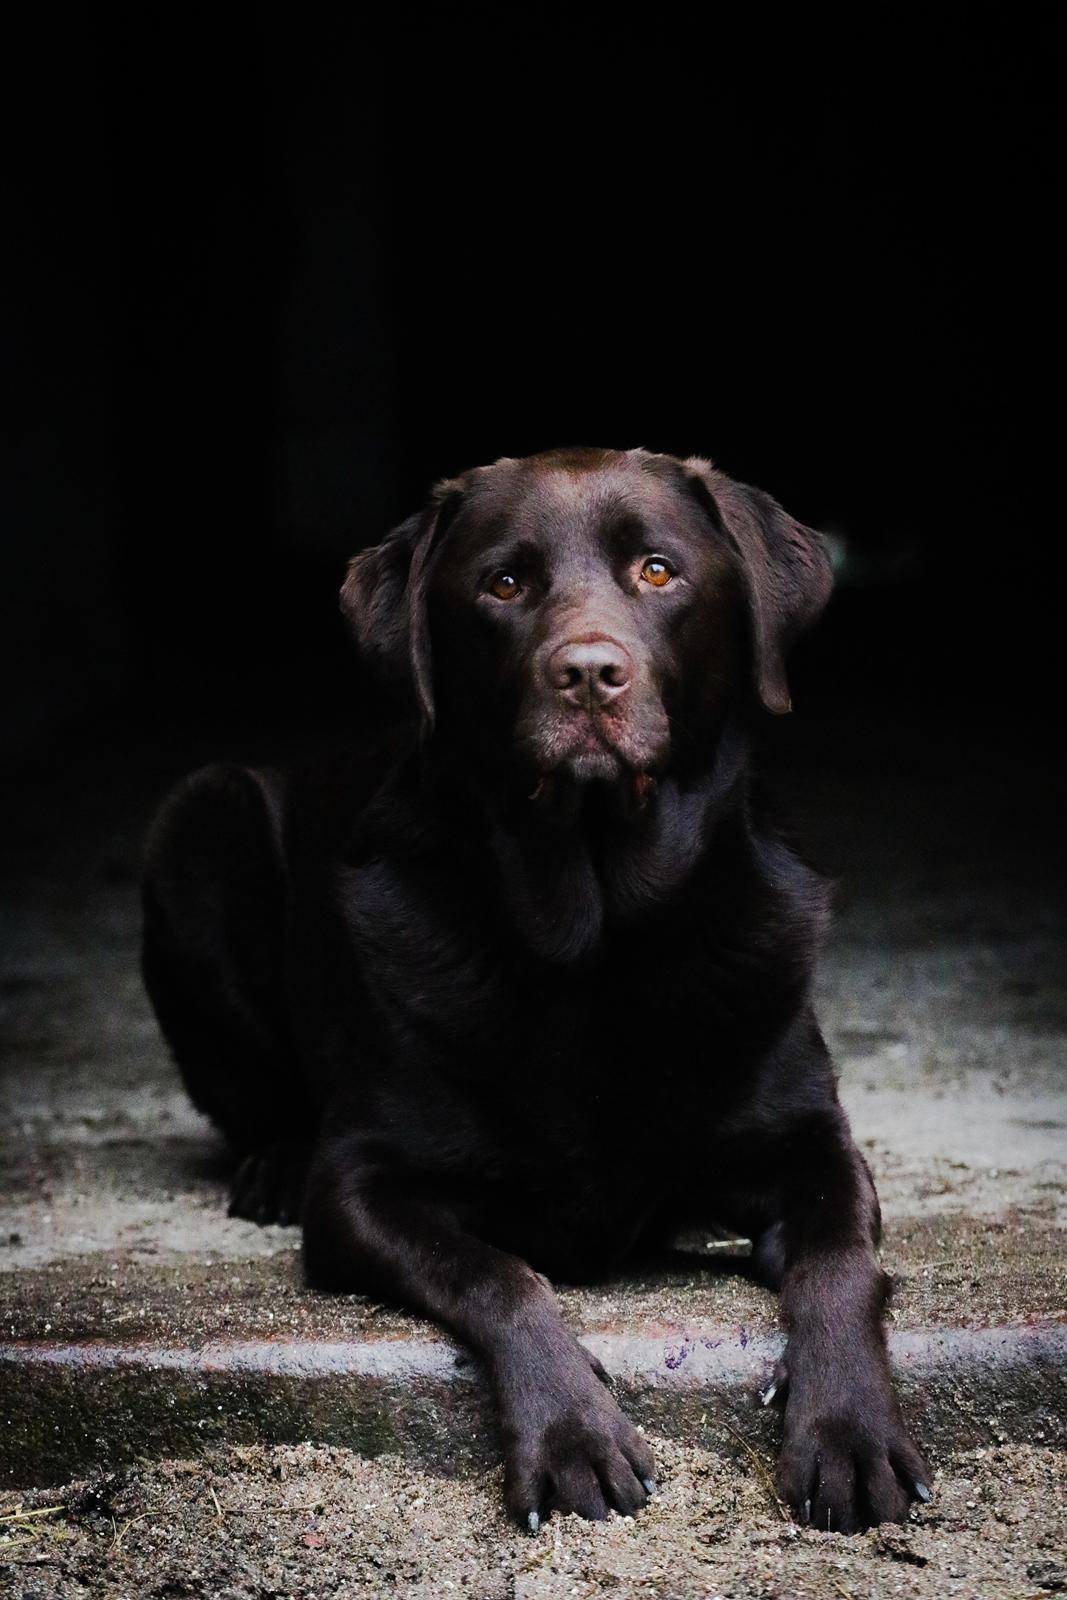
[4,7,1061,784]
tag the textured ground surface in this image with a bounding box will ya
[2,1438,1064,1600]
[1,723,1064,1594]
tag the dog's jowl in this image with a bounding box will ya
[142,447,928,1532]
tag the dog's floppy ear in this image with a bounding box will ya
[340,478,464,728]
[683,456,833,714]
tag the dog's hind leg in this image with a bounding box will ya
[141,762,314,1223]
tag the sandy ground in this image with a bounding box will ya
[2,1434,1064,1600]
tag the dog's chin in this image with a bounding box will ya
[558,746,626,783]
[520,742,661,826]
[513,708,669,824]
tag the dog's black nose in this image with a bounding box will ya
[547,638,632,708]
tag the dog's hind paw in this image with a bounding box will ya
[228,1140,311,1227]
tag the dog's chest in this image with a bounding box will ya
[347,870,779,1269]
[447,935,748,1146]
[348,852,780,1154]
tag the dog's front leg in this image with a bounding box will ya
[758,1102,930,1532]
[302,1130,656,1527]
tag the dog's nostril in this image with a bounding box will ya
[599,660,629,689]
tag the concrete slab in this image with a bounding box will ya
[2,1307,1064,1489]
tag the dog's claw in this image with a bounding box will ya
[642,1477,656,1497]
[913,1480,931,1503]
[760,1379,778,1406]
[527,1511,540,1533]
[802,1498,811,1525]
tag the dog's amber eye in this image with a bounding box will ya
[489,572,522,601]
[640,557,674,587]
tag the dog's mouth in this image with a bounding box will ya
[512,700,670,823]
[520,716,662,821]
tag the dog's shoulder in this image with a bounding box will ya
[282,718,420,869]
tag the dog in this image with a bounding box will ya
[142,446,929,1533]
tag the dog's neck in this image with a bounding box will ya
[483,719,753,964]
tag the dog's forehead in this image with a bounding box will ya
[455,452,694,550]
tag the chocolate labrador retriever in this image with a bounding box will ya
[142,447,929,1533]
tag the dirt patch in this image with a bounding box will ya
[2,1435,1063,1599]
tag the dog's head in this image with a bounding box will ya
[342,447,831,802]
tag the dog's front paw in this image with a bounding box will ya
[774,1364,929,1533]
[499,1347,656,1528]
